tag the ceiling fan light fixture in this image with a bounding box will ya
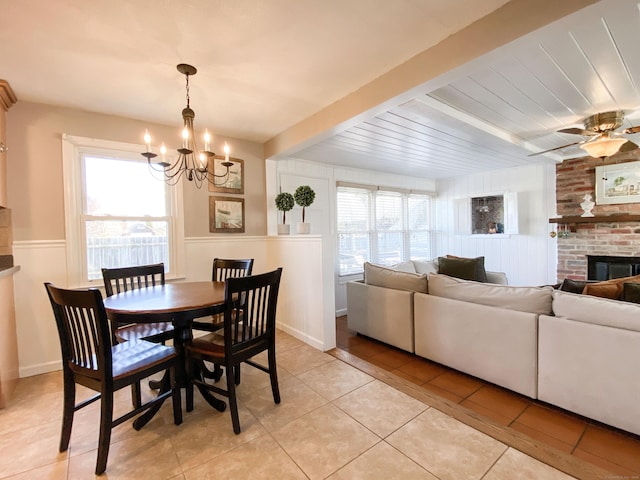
[579,134,627,158]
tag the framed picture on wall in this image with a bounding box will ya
[595,160,640,205]
[208,155,244,194]
[209,196,245,233]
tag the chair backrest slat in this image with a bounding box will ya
[212,258,254,282]
[102,263,165,297]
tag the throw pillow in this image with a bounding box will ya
[559,278,589,294]
[621,282,640,304]
[393,261,417,273]
[412,260,439,275]
[438,255,488,282]
[582,274,640,299]
[363,262,428,293]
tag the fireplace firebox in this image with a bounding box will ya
[587,255,640,281]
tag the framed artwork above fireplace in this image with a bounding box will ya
[595,160,640,205]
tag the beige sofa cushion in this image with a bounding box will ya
[393,261,417,273]
[412,260,438,275]
[427,273,553,315]
[552,290,640,332]
[364,262,427,293]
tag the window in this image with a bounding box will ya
[336,183,433,276]
[62,135,185,285]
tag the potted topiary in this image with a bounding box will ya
[275,191,295,235]
[294,185,315,234]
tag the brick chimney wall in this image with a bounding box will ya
[556,152,640,280]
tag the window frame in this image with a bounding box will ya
[336,182,434,278]
[62,134,185,287]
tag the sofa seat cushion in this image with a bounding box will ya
[552,289,640,332]
[363,262,427,293]
[428,273,553,315]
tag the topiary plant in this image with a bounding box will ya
[275,192,295,224]
[294,185,316,223]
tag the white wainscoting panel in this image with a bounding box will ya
[266,235,333,351]
[13,241,67,377]
[184,236,269,280]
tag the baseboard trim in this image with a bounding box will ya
[276,321,325,351]
[20,360,61,378]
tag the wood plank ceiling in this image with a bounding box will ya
[291,0,640,179]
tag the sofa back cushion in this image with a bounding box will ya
[364,262,428,293]
[552,289,640,331]
[428,273,553,315]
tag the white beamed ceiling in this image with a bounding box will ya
[291,0,640,178]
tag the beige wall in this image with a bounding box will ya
[6,101,266,241]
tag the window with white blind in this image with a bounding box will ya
[336,183,433,276]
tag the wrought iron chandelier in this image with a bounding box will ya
[142,64,234,188]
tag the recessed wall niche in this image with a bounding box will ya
[471,195,504,234]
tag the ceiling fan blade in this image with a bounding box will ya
[527,141,582,157]
[622,125,640,134]
[557,127,597,136]
[620,140,639,152]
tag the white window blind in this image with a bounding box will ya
[336,184,433,276]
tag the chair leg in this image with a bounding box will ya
[268,347,281,404]
[186,356,195,413]
[234,364,241,385]
[131,382,142,408]
[59,370,76,452]
[170,367,182,425]
[95,390,114,475]
[226,367,241,434]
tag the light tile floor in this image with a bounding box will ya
[335,316,640,479]
[0,331,593,479]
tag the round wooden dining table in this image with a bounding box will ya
[103,281,228,425]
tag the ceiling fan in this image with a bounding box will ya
[528,110,640,158]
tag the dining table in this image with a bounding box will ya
[103,281,228,427]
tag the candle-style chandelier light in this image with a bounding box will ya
[142,64,234,188]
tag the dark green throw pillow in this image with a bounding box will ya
[438,256,487,282]
[621,282,640,304]
[559,279,589,294]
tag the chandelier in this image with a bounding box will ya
[142,64,234,188]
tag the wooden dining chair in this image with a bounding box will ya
[102,263,176,407]
[101,263,174,344]
[191,258,254,333]
[185,267,282,434]
[44,282,182,475]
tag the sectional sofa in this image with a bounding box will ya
[346,261,640,437]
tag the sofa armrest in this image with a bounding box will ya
[486,271,508,285]
[346,281,415,352]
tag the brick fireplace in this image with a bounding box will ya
[556,153,640,281]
